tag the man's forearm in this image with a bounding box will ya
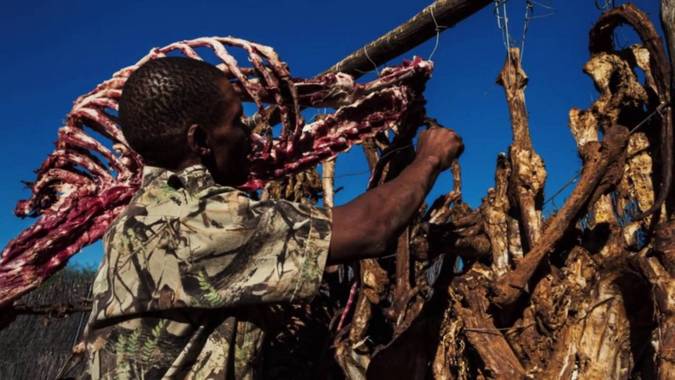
[328,156,440,264]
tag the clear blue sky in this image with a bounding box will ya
[0,0,661,268]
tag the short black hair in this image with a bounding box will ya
[119,57,228,168]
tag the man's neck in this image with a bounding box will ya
[172,155,201,172]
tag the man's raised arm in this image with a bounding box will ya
[328,125,463,264]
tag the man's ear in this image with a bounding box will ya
[186,124,211,157]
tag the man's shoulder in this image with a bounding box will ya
[103,176,252,247]
[130,167,246,214]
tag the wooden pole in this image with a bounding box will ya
[322,0,491,78]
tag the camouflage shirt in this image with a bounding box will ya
[81,164,332,379]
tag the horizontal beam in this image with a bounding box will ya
[322,0,492,78]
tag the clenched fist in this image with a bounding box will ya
[416,118,464,171]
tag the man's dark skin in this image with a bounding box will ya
[180,79,463,265]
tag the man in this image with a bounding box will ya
[81,57,463,379]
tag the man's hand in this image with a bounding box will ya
[418,118,464,171]
[327,118,464,264]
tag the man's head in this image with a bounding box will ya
[119,57,250,186]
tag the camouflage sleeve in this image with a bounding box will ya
[178,190,333,308]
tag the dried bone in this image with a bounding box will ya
[492,125,629,307]
[391,227,413,328]
[590,4,672,219]
[661,1,675,214]
[639,220,675,380]
[452,266,526,379]
[491,4,671,308]
[432,307,468,380]
[480,154,513,276]
[359,5,672,379]
[341,128,420,373]
[497,48,546,250]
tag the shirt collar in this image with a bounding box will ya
[141,164,216,193]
